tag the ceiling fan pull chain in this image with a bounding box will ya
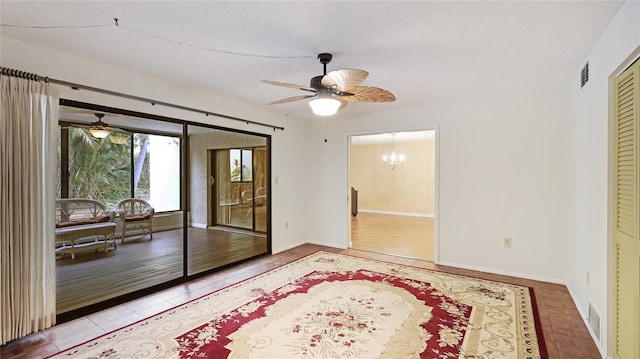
[323,118,327,143]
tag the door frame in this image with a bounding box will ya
[345,124,440,263]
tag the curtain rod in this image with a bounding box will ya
[1,67,284,131]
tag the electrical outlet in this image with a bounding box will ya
[285,222,289,229]
[586,272,590,286]
[504,237,512,248]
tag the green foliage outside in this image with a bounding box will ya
[230,151,252,182]
[57,127,150,208]
[230,158,241,182]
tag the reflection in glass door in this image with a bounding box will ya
[187,126,269,276]
[213,147,268,232]
[252,147,268,232]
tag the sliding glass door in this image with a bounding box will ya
[186,125,270,276]
[56,109,184,316]
[55,103,270,318]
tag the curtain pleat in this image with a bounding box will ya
[0,75,58,345]
[254,147,268,190]
[215,150,232,224]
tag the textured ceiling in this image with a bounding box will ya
[1,1,624,119]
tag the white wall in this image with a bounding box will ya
[566,2,640,357]
[305,90,568,284]
[0,37,309,254]
[6,5,640,353]
[350,139,435,216]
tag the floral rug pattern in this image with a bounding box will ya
[48,251,546,359]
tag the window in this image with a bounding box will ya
[58,126,181,212]
[135,134,181,212]
[64,127,131,207]
[230,148,252,182]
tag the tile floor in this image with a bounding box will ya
[0,244,602,358]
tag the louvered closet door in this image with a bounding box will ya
[614,59,640,359]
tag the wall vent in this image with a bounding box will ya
[580,62,589,88]
[588,302,601,343]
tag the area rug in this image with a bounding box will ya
[48,251,547,358]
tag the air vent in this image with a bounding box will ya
[588,302,601,343]
[581,62,589,88]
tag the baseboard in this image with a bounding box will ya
[272,240,307,254]
[117,224,183,238]
[566,286,606,358]
[305,240,348,250]
[358,209,434,218]
[273,241,348,255]
[156,224,184,232]
[436,260,566,285]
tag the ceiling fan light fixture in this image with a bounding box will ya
[89,125,111,139]
[109,133,129,144]
[309,96,341,116]
[89,113,111,139]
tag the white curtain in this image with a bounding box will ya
[0,74,58,345]
[215,150,232,224]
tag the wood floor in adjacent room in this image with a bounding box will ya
[351,212,434,261]
[0,244,601,359]
[55,227,267,314]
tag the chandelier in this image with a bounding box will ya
[382,133,405,170]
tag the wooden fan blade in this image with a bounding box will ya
[339,86,396,102]
[262,80,317,93]
[321,69,369,92]
[337,98,348,111]
[268,94,317,105]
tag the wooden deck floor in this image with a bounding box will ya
[55,227,267,314]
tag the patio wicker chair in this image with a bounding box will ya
[115,198,154,243]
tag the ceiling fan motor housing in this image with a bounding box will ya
[317,53,332,65]
[310,75,324,90]
[318,53,333,76]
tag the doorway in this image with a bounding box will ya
[348,129,437,261]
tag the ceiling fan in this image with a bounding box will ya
[61,113,131,143]
[263,53,396,116]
